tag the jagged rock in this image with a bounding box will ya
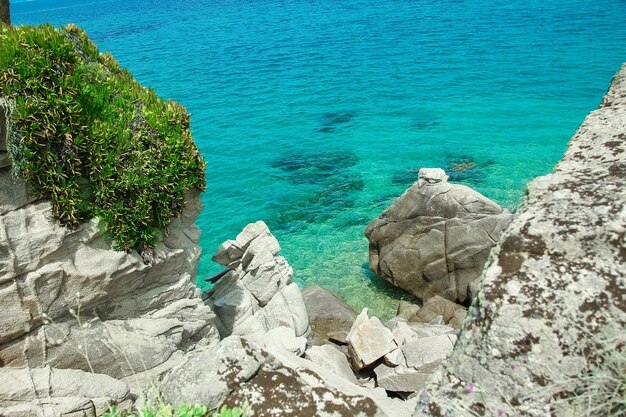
[162,335,416,417]
[0,367,132,417]
[302,284,358,346]
[409,295,467,328]
[374,363,431,393]
[384,320,419,346]
[417,65,626,417]
[0,177,220,401]
[263,326,307,357]
[208,222,310,340]
[346,309,397,370]
[305,344,357,383]
[365,167,512,303]
[160,336,267,408]
[396,301,421,320]
[405,323,456,338]
[383,348,405,367]
[327,330,349,345]
[212,221,280,270]
[401,334,456,372]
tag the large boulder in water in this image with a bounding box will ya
[365,168,512,303]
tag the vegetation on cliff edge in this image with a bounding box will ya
[0,24,206,252]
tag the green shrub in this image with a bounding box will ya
[103,403,248,417]
[0,24,205,252]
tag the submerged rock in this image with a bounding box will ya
[365,167,512,303]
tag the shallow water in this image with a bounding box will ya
[13,0,626,319]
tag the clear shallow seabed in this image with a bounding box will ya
[13,0,626,319]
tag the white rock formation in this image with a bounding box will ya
[160,335,418,417]
[365,167,512,303]
[346,309,397,370]
[208,221,310,340]
[0,123,219,415]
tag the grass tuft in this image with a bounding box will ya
[103,403,248,417]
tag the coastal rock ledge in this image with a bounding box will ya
[416,64,626,416]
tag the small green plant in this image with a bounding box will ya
[0,23,205,252]
[103,403,248,417]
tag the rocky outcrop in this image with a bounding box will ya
[0,125,219,415]
[346,309,397,370]
[408,295,467,330]
[302,284,358,346]
[208,221,310,341]
[416,65,626,416]
[0,367,133,417]
[160,335,417,417]
[339,308,457,395]
[365,168,512,303]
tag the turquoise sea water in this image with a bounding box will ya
[12,0,626,319]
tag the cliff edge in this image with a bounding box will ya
[416,65,626,416]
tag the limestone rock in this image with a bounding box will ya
[208,222,310,339]
[327,330,349,345]
[305,344,357,383]
[162,336,415,417]
[401,334,457,372]
[302,284,358,346]
[409,295,467,328]
[374,363,431,393]
[263,326,307,357]
[383,348,406,367]
[365,168,512,303]
[0,367,132,417]
[416,64,626,416]
[346,309,397,370]
[0,184,220,396]
[396,301,421,320]
[405,323,456,339]
[160,336,267,408]
[384,319,419,346]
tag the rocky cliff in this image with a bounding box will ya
[0,111,220,415]
[416,64,626,416]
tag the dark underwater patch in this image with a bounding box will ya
[267,151,365,233]
[391,168,420,186]
[391,156,497,188]
[318,111,358,132]
[270,151,359,184]
[410,117,440,130]
[446,155,485,185]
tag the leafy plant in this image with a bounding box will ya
[0,24,205,252]
[103,403,248,417]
